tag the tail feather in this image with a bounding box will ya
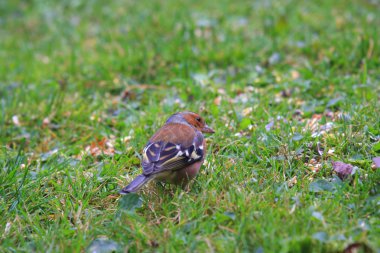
[119,174,152,194]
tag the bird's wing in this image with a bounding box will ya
[141,124,204,175]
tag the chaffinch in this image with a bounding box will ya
[120,111,214,194]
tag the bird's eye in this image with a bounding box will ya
[196,117,201,122]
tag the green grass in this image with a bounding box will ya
[1,0,379,252]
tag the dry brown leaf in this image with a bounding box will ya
[303,114,335,137]
[306,158,322,173]
[332,161,355,180]
[85,138,115,157]
[372,157,380,168]
[305,114,322,131]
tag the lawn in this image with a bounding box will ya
[1,0,379,252]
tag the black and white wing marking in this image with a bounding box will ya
[141,131,204,176]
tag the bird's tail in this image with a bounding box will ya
[119,174,152,194]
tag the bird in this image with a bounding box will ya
[119,111,214,194]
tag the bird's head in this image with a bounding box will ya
[167,111,215,134]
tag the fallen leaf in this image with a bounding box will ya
[40,148,59,161]
[312,231,328,242]
[85,138,115,157]
[326,97,343,108]
[311,211,324,222]
[309,179,336,192]
[292,133,303,141]
[311,122,334,138]
[306,158,322,173]
[331,161,355,180]
[305,114,322,132]
[118,193,143,213]
[86,238,120,253]
[372,157,380,168]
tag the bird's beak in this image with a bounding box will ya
[202,125,215,134]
